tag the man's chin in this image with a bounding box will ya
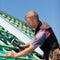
[30,27,35,30]
[29,26,35,29]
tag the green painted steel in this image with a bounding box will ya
[0,11,34,38]
[0,23,40,60]
[0,11,41,60]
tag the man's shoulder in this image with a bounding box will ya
[40,21,51,29]
[35,21,51,35]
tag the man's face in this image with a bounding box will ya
[25,16,38,28]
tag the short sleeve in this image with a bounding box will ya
[32,31,47,47]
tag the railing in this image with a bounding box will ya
[0,26,40,60]
[0,11,34,38]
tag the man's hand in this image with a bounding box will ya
[18,46,27,50]
[6,50,17,58]
[18,44,30,50]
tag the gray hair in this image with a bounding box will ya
[25,11,39,20]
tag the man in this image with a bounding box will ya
[7,11,59,60]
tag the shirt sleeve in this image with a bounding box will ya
[32,31,48,47]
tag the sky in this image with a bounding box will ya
[0,0,60,43]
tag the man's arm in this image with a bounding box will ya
[15,44,37,58]
[18,38,35,49]
[6,38,37,58]
[7,31,49,58]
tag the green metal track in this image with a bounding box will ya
[0,11,41,60]
[0,11,34,38]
